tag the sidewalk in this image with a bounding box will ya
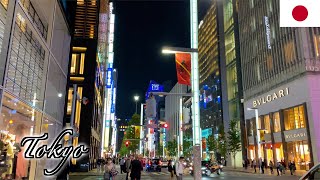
[70,165,123,176]
[223,166,306,177]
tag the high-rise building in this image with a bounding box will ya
[238,0,320,170]
[64,0,106,172]
[0,0,72,179]
[219,0,245,167]
[198,0,223,159]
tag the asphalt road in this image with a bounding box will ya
[70,169,301,180]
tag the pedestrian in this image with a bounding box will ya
[289,160,296,175]
[269,160,274,174]
[120,157,126,174]
[130,155,143,180]
[175,157,185,180]
[276,161,283,176]
[104,158,118,180]
[281,160,286,174]
[253,159,257,173]
[259,157,264,174]
[168,160,174,178]
[125,156,132,180]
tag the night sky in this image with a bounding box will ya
[114,0,210,119]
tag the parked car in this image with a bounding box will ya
[299,163,320,180]
[161,160,168,168]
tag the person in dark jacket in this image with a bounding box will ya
[130,155,143,180]
[168,160,174,178]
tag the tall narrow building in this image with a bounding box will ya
[239,0,320,170]
[64,0,106,172]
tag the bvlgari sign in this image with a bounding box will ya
[284,128,308,142]
[253,88,289,107]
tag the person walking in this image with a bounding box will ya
[104,158,117,180]
[276,161,283,176]
[125,156,132,180]
[259,158,264,174]
[289,160,296,175]
[168,160,174,179]
[269,160,274,174]
[130,155,143,180]
[120,157,126,174]
[175,157,185,180]
[253,159,257,173]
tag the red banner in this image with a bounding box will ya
[175,53,191,86]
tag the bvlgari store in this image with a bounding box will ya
[244,75,320,170]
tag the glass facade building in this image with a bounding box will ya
[0,0,71,179]
[239,0,320,170]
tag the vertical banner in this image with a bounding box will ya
[175,53,191,85]
[135,126,140,139]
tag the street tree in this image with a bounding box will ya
[183,131,193,158]
[227,119,242,169]
[167,139,177,157]
[217,124,227,160]
[207,135,217,160]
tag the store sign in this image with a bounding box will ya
[106,68,113,88]
[253,88,289,107]
[284,128,308,142]
[21,129,89,176]
[264,16,272,50]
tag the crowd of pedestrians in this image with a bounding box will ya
[243,157,296,176]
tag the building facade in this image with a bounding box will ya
[0,0,72,179]
[64,0,106,172]
[198,0,223,133]
[238,0,320,170]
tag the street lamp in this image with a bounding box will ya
[162,46,201,178]
[134,95,139,114]
[247,107,262,159]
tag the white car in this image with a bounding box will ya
[299,163,320,180]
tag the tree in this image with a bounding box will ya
[167,139,177,157]
[157,143,163,157]
[207,135,217,160]
[217,124,227,159]
[182,131,193,158]
[227,119,242,169]
[120,113,141,155]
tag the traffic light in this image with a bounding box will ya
[125,141,129,147]
[159,123,168,128]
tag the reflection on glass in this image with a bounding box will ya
[273,112,281,132]
[0,93,41,179]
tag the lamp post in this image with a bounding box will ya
[134,95,139,114]
[139,103,145,155]
[162,47,201,178]
[247,107,262,159]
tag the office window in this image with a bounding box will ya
[70,53,85,75]
[273,112,281,132]
[284,105,306,131]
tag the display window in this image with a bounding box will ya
[284,105,306,131]
[274,143,284,162]
[287,141,310,170]
[0,93,42,180]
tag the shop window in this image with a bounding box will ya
[70,53,85,75]
[0,93,42,179]
[284,105,306,131]
[273,112,281,132]
[287,141,310,170]
[263,115,271,134]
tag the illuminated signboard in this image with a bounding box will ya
[106,68,113,88]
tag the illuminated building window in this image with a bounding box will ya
[273,112,281,132]
[263,115,271,134]
[70,52,85,75]
[287,141,310,170]
[284,41,296,64]
[284,105,306,131]
[314,35,320,57]
[67,88,73,115]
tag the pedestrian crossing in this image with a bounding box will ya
[142,170,171,176]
